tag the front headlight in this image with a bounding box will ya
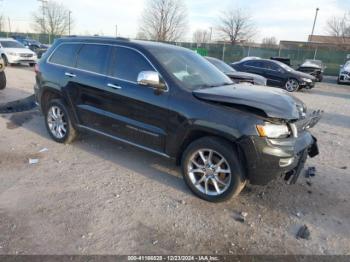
[301,78,312,83]
[8,52,18,56]
[256,123,291,139]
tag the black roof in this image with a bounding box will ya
[56,36,188,53]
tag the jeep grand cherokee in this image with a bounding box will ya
[34,37,321,202]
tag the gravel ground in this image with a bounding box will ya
[0,67,349,255]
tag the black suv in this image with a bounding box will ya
[232,58,316,92]
[34,37,321,202]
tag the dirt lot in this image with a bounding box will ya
[0,66,349,255]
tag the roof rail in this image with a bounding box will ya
[66,35,129,41]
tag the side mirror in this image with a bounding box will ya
[137,71,167,91]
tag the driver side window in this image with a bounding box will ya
[111,47,154,82]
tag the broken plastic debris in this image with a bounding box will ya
[296,225,311,240]
[29,159,39,165]
[305,167,316,178]
[39,148,48,153]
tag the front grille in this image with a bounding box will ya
[19,53,33,58]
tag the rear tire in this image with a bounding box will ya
[181,137,246,202]
[44,99,78,144]
[0,71,6,90]
[29,63,36,67]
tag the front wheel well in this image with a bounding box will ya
[176,131,244,167]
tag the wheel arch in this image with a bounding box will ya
[175,127,245,168]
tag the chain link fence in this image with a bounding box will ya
[172,42,349,76]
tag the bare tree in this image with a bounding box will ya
[193,29,210,44]
[217,8,256,44]
[326,12,350,42]
[261,36,278,48]
[32,0,72,38]
[138,0,188,42]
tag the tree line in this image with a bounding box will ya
[2,0,349,45]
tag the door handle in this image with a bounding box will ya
[107,83,122,89]
[65,72,76,78]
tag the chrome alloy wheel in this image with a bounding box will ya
[285,79,299,92]
[47,106,67,139]
[187,149,231,196]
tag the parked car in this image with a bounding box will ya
[338,61,350,84]
[271,57,291,66]
[297,59,324,82]
[34,36,321,202]
[0,57,6,90]
[0,38,38,66]
[231,58,316,92]
[15,38,49,59]
[205,56,267,86]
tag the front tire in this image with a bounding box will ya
[285,78,299,92]
[44,99,78,144]
[0,71,6,90]
[181,137,246,202]
[2,55,8,67]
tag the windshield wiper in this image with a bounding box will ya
[196,82,233,89]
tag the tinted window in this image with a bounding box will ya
[266,62,280,71]
[111,47,153,82]
[76,44,110,74]
[244,60,263,68]
[50,43,81,67]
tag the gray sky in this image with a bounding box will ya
[2,0,350,42]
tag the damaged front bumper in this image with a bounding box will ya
[238,110,322,185]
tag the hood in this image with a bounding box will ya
[292,69,316,80]
[226,71,267,85]
[300,61,322,69]
[193,84,305,120]
[3,48,36,55]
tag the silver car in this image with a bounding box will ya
[338,61,350,84]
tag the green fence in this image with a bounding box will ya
[173,42,349,76]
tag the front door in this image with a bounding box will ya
[99,46,170,153]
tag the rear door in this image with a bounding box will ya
[242,60,265,76]
[101,46,170,153]
[62,43,112,129]
[263,61,285,87]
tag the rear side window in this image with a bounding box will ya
[76,44,110,74]
[49,43,81,67]
[244,60,262,68]
[111,47,153,82]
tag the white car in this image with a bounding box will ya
[338,61,350,84]
[0,38,38,66]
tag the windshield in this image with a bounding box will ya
[149,47,233,90]
[206,57,236,74]
[0,41,25,48]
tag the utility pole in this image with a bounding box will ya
[7,17,10,37]
[68,10,72,35]
[115,24,118,37]
[209,27,213,42]
[310,8,320,41]
[37,0,48,43]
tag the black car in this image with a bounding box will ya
[297,60,324,82]
[34,37,321,202]
[205,56,267,86]
[14,37,49,59]
[231,58,316,92]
